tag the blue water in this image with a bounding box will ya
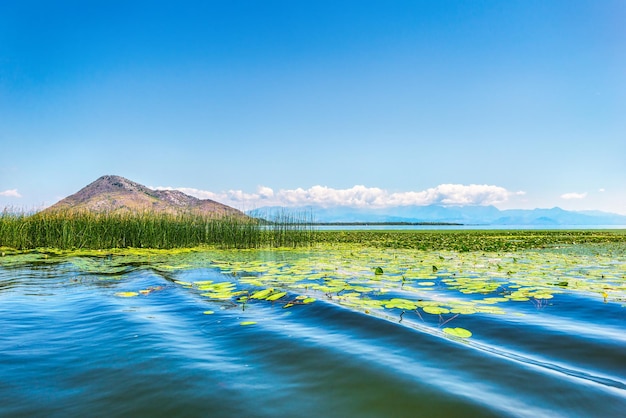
[1,248,625,417]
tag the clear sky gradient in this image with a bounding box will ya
[1,1,625,214]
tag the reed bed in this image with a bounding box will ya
[0,209,315,250]
[257,208,316,248]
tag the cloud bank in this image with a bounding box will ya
[0,189,21,198]
[155,184,521,209]
[561,192,587,200]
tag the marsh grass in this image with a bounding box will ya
[0,209,315,250]
[258,208,316,248]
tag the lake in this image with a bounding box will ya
[1,243,625,417]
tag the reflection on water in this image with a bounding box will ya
[1,246,625,417]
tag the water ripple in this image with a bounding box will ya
[1,261,625,417]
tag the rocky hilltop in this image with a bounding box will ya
[44,175,245,217]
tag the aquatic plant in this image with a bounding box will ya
[6,240,622,341]
[0,209,315,250]
[315,229,626,251]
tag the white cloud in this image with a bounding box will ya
[257,186,274,199]
[560,192,587,200]
[599,188,605,192]
[0,189,22,198]
[155,183,516,209]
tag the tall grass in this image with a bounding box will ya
[258,208,316,248]
[0,209,316,250]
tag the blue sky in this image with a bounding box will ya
[1,1,625,214]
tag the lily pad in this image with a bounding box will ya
[423,306,450,315]
[115,291,139,297]
[266,291,287,301]
[443,327,472,338]
[251,289,274,299]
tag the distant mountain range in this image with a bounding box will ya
[45,175,245,217]
[249,205,626,226]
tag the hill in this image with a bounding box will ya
[44,175,245,217]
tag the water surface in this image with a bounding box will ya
[1,245,624,417]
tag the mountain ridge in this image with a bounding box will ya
[249,204,626,226]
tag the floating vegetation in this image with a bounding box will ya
[443,327,472,338]
[216,243,623,337]
[115,291,139,298]
[315,229,626,252]
[2,232,625,340]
